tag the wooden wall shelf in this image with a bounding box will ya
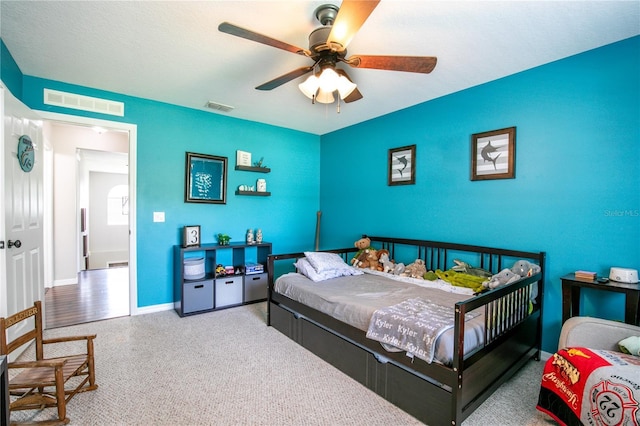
[235,165,270,173]
[235,190,271,196]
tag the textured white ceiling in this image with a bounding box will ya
[1,1,638,135]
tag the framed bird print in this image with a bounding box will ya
[388,145,416,186]
[471,127,516,181]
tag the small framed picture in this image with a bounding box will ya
[471,127,516,181]
[183,225,201,247]
[388,145,416,186]
[185,152,227,204]
[236,150,252,167]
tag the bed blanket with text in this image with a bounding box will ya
[537,347,640,426]
[365,297,479,363]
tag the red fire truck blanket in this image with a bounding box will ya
[537,347,640,426]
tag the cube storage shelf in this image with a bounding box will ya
[174,242,271,317]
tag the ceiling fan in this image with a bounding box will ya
[218,0,437,105]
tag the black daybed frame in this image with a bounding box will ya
[267,236,545,426]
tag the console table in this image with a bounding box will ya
[561,273,640,325]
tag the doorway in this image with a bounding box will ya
[38,112,138,328]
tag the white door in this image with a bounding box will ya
[1,87,44,330]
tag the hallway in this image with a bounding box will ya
[45,267,129,329]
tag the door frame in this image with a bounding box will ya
[37,111,138,316]
[1,87,7,317]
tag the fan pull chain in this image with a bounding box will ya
[337,95,341,113]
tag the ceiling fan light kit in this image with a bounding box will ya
[298,67,357,104]
[218,0,436,110]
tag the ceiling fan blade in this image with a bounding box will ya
[218,22,310,57]
[335,69,363,103]
[343,87,363,103]
[255,67,313,91]
[347,55,437,74]
[327,0,380,50]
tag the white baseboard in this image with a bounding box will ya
[540,350,552,361]
[133,302,174,316]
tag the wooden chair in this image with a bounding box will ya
[0,301,97,425]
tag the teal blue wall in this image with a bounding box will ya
[18,76,320,308]
[3,35,638,353]
[320,36,640,352]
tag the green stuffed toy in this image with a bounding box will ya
[434,269,486,293]
[451,259,492,278]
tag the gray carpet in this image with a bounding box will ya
[11,302,555,425]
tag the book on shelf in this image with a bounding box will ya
[575,270,597,280]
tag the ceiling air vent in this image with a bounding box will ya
[44,89,124,117]
[204,101,234,113]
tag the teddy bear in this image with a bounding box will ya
[351,237,373,266]
[402,259,427,279]
[483,268,521,289]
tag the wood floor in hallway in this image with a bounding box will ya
[45,267,130,329]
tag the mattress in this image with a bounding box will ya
[274,270,486,365]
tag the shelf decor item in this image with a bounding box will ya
[182,225,201,247]
[388,145,416,186]
[183,257,205,280]
[471,127,516,181]
[185,152,228,204]
[217,233,231,245]
[236,150,251,167]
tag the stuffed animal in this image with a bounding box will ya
[351,237,373,266]
[451,259,492,278]
[351,250,369,268]
[435,269,486,293]
[365,249,382,271]
[402,259,427,279]
[483,268,521,289]
[378,250,395,273]
[510,260,541,277]
[392,263,406,275]
[354,237,371,250]
[353,248,379,269]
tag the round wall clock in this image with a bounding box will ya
[17,135,35,172]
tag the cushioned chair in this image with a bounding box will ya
[559,316,640,351]
[0,301,98,425]
[537,317,640,426]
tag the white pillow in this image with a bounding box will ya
[295,257,363,282]
[303,251,351,273]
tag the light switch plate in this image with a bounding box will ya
[153,212,165,222]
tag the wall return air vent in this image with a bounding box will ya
[44,89,125,117]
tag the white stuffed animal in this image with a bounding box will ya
[378,252,395,273]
